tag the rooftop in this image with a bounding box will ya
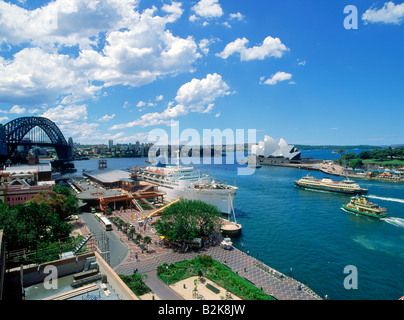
[1,163,52,173]
[83,168,131,184]
[25,273,119,300]
[6,252,138,301]
[70,176,124,200]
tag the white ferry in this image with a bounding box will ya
[294,174,368,195]
[132,159,238,214]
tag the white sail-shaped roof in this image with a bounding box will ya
[257,140,265,156]
[278,138,288,148]
[251,144,258,155]
[251,135,301,160]
[263,135,280,157]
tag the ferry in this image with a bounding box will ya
[294,174,368,195]
[131,157,238,214]
[341,196,388,219]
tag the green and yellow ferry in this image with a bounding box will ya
[341,196,388,219]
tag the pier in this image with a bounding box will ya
[114,245,321,300]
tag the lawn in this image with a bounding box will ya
[157,255,275,300]
[363,159,404,167]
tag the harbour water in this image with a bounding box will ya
[69,150,404,300]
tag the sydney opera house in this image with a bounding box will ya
[251,135,301,161]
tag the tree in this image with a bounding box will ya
[335,152,357,166]
[154,199,222,244]
[349,158,363,169]
[337,147,345,155]
[128,228,136,239]
[29,188,78,221]
[135,233,143,244]
[357,150,372,159]
[143,235,152,252]
[0,200,72,251]
[105,207,112,215]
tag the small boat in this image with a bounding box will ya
[220,192,242,236]
[220,237,233,250]
[341,196,388,219]
[249,163,262,168]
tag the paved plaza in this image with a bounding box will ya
[75,209,322,300]
[110,209,322,300]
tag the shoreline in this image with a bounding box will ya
[258,161,404,183]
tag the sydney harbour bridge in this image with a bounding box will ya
[0,116,73,163]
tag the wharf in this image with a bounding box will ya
[114,243,322,300]
[254,154,404,183]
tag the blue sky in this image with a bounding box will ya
[0,0,403,146]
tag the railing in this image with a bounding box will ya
[5,236,96,269]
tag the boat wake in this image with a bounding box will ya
[341,207,351,214]
[367,195,404,204]
[382,217,404,228]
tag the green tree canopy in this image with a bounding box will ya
[0,200,72,251]
[0,185,78,251]
[29,186,78,221]
[349,158,363,169]
[154,199,222,243]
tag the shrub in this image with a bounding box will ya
[119,273,150,296]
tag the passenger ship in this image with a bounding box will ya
[294,174,368,195]
[131,159,238,214]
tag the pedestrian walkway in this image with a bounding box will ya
[143,271,184,300]
[114,246,322,300]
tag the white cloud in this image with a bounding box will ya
[0,104,26,114]
[229,12,245,21]
[40,104,98,142]
[28,108,41,114]
[155,95,164,101]
[0,116,9,122]
[189,14,199,22]
[41,104,88,124]
[0,47,101,105]
[110,73,231,129]
[9,105,26,114]
[192,0,223,19]
[0,1,201,106]
[162,1,184,23]
[39,104,127,143]
[0,0,140,50]
[298,59,306,66]
[198,38,220,55]
[362,2,404,24]
[136,100,156,110]
[98,114,115,122]
[76,10,201,88]
[216,36,289,61]
[216,37,249,59]
[260,71,293,85]
[137,101,147,108]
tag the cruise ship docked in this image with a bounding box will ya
[294,174,368,195]
[131,160,238,214]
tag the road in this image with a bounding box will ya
[79,211,129,268]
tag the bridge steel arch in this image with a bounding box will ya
[4,116,73,161]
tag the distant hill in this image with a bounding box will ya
[294,145,381,151]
